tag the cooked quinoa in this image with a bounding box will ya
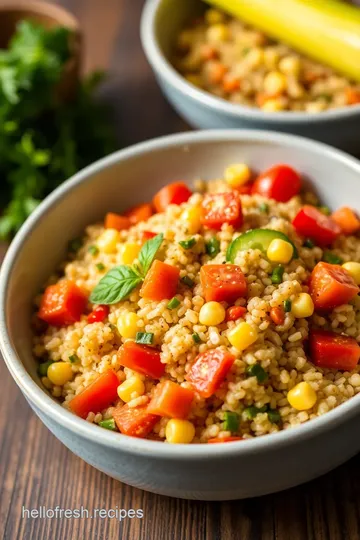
[33,162,360,444]
[173,8,360,112]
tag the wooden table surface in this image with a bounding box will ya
[1,1,360,539]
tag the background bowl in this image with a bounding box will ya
[141,0,360,156]
[2,130,360,501]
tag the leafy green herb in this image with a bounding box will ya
[267,409,281,424]
[181,275,194,287]
[322,251,343,265]
[271,265,284,284]
[259,202,269,213]
[99,418,117,431]
[303,238,315,249]
[205,237,220,258]
[88,245,99,256]
[96,263,105,272]
[318,205,331,216]
[38,360,53,377]
[179,237,196,250]
[138,233,163,276]
[192,332,201,343]
[223,411,239,432]
[68,354,79,364]
[283,299,292,313]
[135,332,154,345]
[68,237,83,253]
[245,364,268,383]
[167,297,180,309]
[90,265,142,304]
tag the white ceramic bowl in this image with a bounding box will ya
[141,0,360,155]
[1,130,360,501]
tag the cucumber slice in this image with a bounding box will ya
[226,228,298,262]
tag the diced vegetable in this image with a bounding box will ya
[117,376,145,402]
[200,264,247,303]
[140,230,157,243]
[153,182,192,213]
[208,436,243,443]
[117,312,139,339]
[113,404,159,437]
[225,305,247,322]
[346,87,360,105]
[267,409,281,423]
[99,418,117,431]
[270,306,285,325]
[318,206,331,216]
[309,329,360,371]
[167,297,180,309]
[287,382,317,411]
[292,206,341,246]
[291,293,314,318]
[186,348,235,397]
[331,206,360,235]
[140,260,180,301]
[199,301,226,326]
[88,245,99,256]
[251,164,301,202]
[224,163,251,189]
[267,238,294,264]
[228,322,258,351]
[125,203,153,224]
[87,305,109,324]
[283,299,292,312]
[165,419,195,444]
[104,212,131,231]
[38,360,54,377]
[205,237,221,259]
[135,332,154,345]
[117,341,165,379]
[179,238,196,250]
[192,333,201,343]
[243,405,268,420]
[69,370,119,419]
[68,354,79,364]
[271,265,284,284]
[303,238,315,249]
[147,380,194,418]
[201,192,243,230]
[181,275,194,288]
[259,202,269,213]
[309,262,359,310]
[226,229,297,262]
[245,364,268,383]
[96,263,105,271]
[223,411,240,431]
[38,280,87,327]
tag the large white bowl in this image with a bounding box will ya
[1,131,360,501]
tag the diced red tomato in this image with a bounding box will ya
[331,206,360,235]
[225,305,247,322]
[208,436,243,443]
[87,305,109,324]
[200,264,247,303]
[140,230,157,243]
[309,329,360,371]
[125,203,153,224]
[69,370,119,418]
[140,260,180,301]
[38,280,87,327]
[345,87,360,106]
[153,182,192,213]
[270,306,285,325]
[201,192,243,230]
[147,380,194,419]
[292,206,341,246]
[113,404,159,438]
[105,212,131,231]
[186,348,235,398]
[251,164,301,202]
[236,182,253,195]
[117,341,165,379]
[309,262,359,310]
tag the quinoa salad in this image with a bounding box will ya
[173,8,360,113]
[33,162,360,444]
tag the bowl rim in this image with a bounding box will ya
[1,129,360,460]
[140,0,360,124]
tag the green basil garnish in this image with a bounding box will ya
[138,233,164,276]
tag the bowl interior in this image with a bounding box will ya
[2,132,360,403]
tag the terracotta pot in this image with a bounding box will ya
[0,0,82,100]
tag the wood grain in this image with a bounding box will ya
[0,1,360,539]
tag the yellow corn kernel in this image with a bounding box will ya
[267,239,294,264]
[287,382,317,411]
[47,362,73,386]
[228,322,258,351]
[185,74,203,88]
[117,312,139,339]
[97,228,119,254]
[263,71,287,96]
[261,98,285,112]
[205,8,225,25]
[264,48,280,69]
[342,262,360,285]
[279,56,301,76]
[41,376,52,389]
[117,376,145,403]
[165,419,195,444]
[182,206,202,234]
[206,23,229,44]
[224,163,251,188]
[291,293,314,318]
[120,243,141,265]
[199,301,226,326]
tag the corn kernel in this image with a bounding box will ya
[182,206,202,234]
[342,262,360,285]
[245,47,264,69]
[261,98,285,112]
[47,362,73,386]
[41,376,52,389]
[206,24,229,44]
[263,48,280,69]
[117,312,139,339]
[267,239,294,264]
[199,301,226,326]
[117,376,145,403]
[165,419,195,444]
[224,163,251,188]
[291,293,314,318]
[263,71,287,96]
[120,243,141,265]
[228,322,258,351]
[287,382,317,411]
[205,8,225,25]
[279,56,301,76]
[97,228,119,254]
[185,74,203,88]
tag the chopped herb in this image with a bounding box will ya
[205,237,220,258]
[99,418,117,431]
[68,237,83,253]
[135,332,154,345]
[179,238,196,250]
[68,354,79,364]
[259,202,269,213]
[181,275,194,287]
[271,265,284,284]
[245,364,268,383]
[283,299,292,313]
[167,297,180,309]
[268,409,281,424]
[243,405,268,420]
[223,411,240,432]
[88,245,99,256]
[318,205,331,216]
[192,332,201,343]
[38,360,53,377]
[322,251,343,265]
[96,263,105,272]
[303,238,315,249]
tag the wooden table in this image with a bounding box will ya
[1,1,360,538]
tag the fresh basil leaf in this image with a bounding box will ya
[90,265,142,305]
[138,233,163,276]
